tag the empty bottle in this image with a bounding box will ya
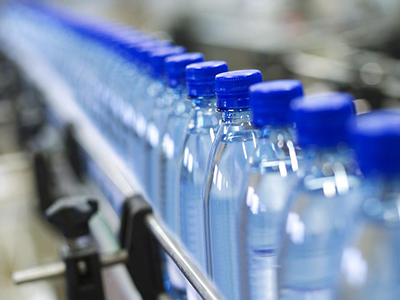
[176,61,228,299]
[337,111,400,300]
[278,93,360,300]
[146,52,204,211]
[238,80,304,300]
[204,69,263,300]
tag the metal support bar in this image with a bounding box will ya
[145,214,223,300]
[12,250,128,285]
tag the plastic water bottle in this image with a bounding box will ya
[278,93,361,300]
[100,36,157,153]
[104,35,153,154]
[337,111,400,300]
[164,60,227,235]
[106,39,170,153]
[145,52,204,210]
[133,46,186,182]
[238,80,304,300]
[204,69,263,300]
[175,61,228,299]
[152,53,206,300]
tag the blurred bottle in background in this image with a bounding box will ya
[338,111,400,300]
[204,69,262,300]
[145,52,204,211]
[162,58,219,235]
[177,60,228,300]
[133,45,186,182]
[238,80,303,300]
[147,52,204,300]
[278,93,361,300]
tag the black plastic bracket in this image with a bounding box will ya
[64,124,85,182]
[120,195,165,300]
[33,151,63,214]
[46,196,105,300]
[64,250,105,300]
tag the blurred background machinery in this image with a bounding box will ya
[56,0,400,109]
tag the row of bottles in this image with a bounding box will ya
[3,2,400,300]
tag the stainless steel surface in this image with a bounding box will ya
[12,250,129,285]
[145,214,224,300]
[101,250,129,267]
[12,262,66,285]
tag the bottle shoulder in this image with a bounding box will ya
[358,182,400,225]
[168,99,191,118]
[282,178,362,245]
[338,215,400,299]
[216,122,259,143]
[186,108,221,132]
[241,170,299,216]
[248,138,300,171]
[205,127,258,200]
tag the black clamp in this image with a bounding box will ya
[46,196,105,300]
[120,195,165,300]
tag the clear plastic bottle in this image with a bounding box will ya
[105,37,161,155]
[204,69,263,300]
[106,39,170,154]
[133,46,186,182]
[176,61,228,299]
[165,60,227,235]
[145,52,204,210]
[337,111,400,300]
[238,80,304,300]
[146,53,204,300]
[278,93,361,300]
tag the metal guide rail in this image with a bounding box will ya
[3,26,223,300]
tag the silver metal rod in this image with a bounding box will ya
[13,262,66,284]
[101,249,129,267]
[145,214,224,300]
[12,250,129,285]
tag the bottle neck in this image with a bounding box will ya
[170,85,186,99]
[220,109,251,124]
[190,95,217,109]
[364,174,400,198]
[258,124,295,144]
[253,125,299,171]
[300,143,356,177]
[361,175,400,225]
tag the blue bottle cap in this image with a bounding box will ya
[149,46,187,79]
[291,92,355,148]
[165,53,205,88]
[350,111,400,176]
[186,61,229,97]
[215,70,263,110]
[249,80,304,127]
[136,40,172,65]
[117,36,157,62]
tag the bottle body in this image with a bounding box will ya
[338,177,400,300]
[178,98,221,273]
[239,127,299,300]
[133,78,165,181]
[204,110,258,300]
[278,149,361,300]
[162,96,192,232]
[144,87,178,209]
